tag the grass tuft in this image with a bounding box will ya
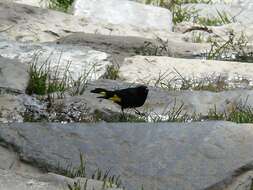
[58,153,122,189]
[42,0,74,12]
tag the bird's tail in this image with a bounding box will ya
[90,88,111,98]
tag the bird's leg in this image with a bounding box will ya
[134,108,145,116]
[121,108,126,120]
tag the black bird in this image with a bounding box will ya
[90,85,149,115]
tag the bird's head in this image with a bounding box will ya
[136,85,149,96]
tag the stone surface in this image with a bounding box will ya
[0,122,253,190]
[0,56,28,92]
[72,0,172,32]
[8,0,45,7]
[0,169,119,190]
[87,79,253,118]
[58,33,209,62]
[119,56,253,88]
[0,1,175,43]
[0,145,42,174]
[0,94,44,123]
[183,1,253,25]
[0,35,111,81]
[10,79,253,122]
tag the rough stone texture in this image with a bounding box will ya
[8,0,45,7]
[0,1,175,43]
[0,56,28,92]
[223,171,253,190]
[119,56,253,88]
[0,169,120,190]
[183,1,253,25]
[87,79,253,117]
[178,22,253,46]
[57,33,209,62]
[0,94,44,123]
[0,122,253,190]
[15,79,253,122]
[0,146,42,174]
[0,35,111,81]
[72,0,172,32]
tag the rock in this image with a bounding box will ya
[0,146,42,174]
[71,0,173,32]
[0,35,111,81]
[0,2,175,43]
[178,22,253,46]
[0,94,45,123]
[119,56,253,88]
[24,79,253,122]
[3,79,253,122]
[0,56,28,92]
[57,32,209,62]
[183,1,253,25]
[7,0,45,7]
[223,171,253,190]
[0,122,253,190]
[87,79,253,118]
[0,169,120,190]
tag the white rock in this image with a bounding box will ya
[0,2,175,43]
[0,36,111,81]
[72,0,172,32]
[119,56,253,87]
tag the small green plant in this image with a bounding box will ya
[172,4,198,24]
[148,99,190,122]
[103,65,120,80]
[60,153,122,189]
[195,10,233,26]
[207,98,253,123]
[150,68,229,92]
[26,54,48,95]
[191,31,205,43]
[68,180,88,190]
[65,153,86,178]
[92,168,122,188]
[206,31,252,62]
[137,37,171,56]
[42,0,74,12]
[26,52,70,96]
[26,52,96,98]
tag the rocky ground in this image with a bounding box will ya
[0,0,253,189]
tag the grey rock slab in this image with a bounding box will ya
[0,94,44,123]
[57,33,210,62]
[87,79,253,117]
[0,169,119,190]
[0,35,111,81]
[72,0,172,32]
[0,56,28,92]
[0,145,42,174]
[0,122,253,190]
[119,56,253,89]
[0,169,62,190]
[183,1,253,25]
[0,2,174,43]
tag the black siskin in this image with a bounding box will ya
[90,85,149,114]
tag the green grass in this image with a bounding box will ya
[137,37,171,56]
[26,52,70,97]
[206,31,252,62]
[103,64,120,80]
[195,10,233,26]
[67,180,88,190]
[59,153,122,189]
[207,101,253,123]
[26,52,96,98]
[42,0,74,12]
